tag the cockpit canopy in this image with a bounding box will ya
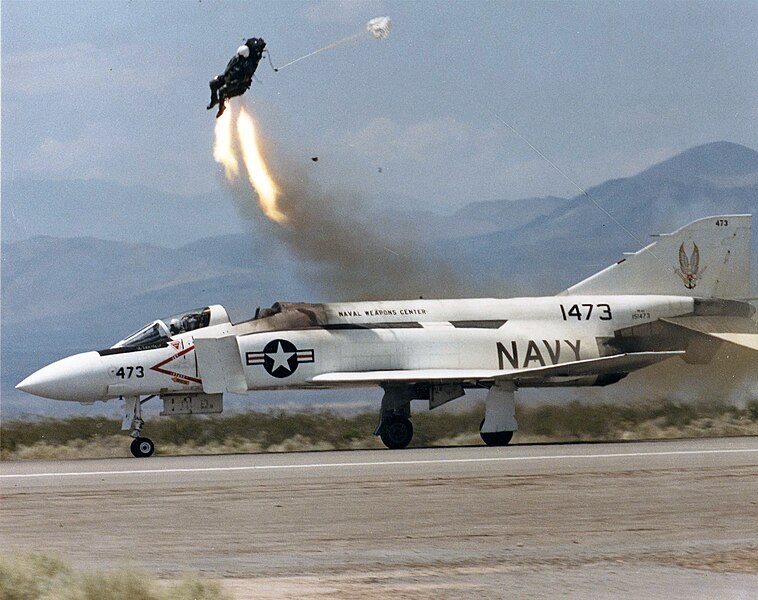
[113,305,231,349]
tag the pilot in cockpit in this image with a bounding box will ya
[168,318,182,336]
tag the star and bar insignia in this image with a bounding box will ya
[245,339,315,378]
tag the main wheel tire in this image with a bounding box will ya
[130,437,155,458]
[380,416,413,449]
[479,419,514,447]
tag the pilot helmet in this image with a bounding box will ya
[236,44,250,58]
[168,318,181,335]
[247,37,265,50]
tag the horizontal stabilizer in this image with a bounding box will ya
[662,316,758,353]
[311,351,683,385]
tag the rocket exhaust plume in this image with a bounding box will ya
[236,107,287,224]
[213,102,464,300]
[214,104,287,224]
[213,108,238,180]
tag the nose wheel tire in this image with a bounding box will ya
[130,437,155,458]
[379,416,413,449]
[479,419,514,446]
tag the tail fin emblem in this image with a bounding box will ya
[676,243,704,289]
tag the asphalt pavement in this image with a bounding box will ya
[2,438,758,599]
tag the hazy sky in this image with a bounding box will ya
[3,0,757,213]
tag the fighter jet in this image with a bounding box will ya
[17,215,758,457]
[207,37,266,118]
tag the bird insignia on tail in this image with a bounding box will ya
[676,243,704,289]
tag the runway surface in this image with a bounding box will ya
[2,437,758,599]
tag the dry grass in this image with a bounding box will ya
[2,401,757,461]
[0,552,230,600]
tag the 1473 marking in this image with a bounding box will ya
[559,303,612,321]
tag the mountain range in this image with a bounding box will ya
[2,141,757,418]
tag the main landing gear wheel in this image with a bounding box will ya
[130,437,155,458]
[380,416,414,449]
[479,419,514,447]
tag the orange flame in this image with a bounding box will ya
[213,107,239,180]
[212,104,287,225]
[236,107,287,224]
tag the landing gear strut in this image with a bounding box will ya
[376,385,414,449]
[380,415,414,449]
[122,396,156,458]
[479,382,517,447]
[374,383,468,449]
[479,420,514,446]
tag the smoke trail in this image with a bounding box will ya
[264,161,464,301]
[523,343,758,407]
[216,105,464,301]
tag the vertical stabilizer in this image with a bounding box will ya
[561,215,752,299]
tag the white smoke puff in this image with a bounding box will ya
[367,16,391,40]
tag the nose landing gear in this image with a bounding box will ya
[122,396,156,458]
[130,436,155,458]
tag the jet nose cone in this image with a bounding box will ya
[15,371,56,397]
[16,352,108,401]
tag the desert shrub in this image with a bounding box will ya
[0,553,229,600]
[165,577,228,600]
[2,400,756,459]
[407,408,480,446]
[0,417,119,453]
[52,569,162,600]
[0,552,71,600]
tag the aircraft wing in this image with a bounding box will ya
[310,351,684,385]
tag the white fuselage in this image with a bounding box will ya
[231,296,693,390]
[17,295,696,402]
